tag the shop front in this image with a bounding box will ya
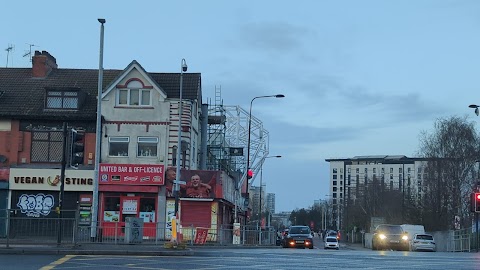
[8,168,93,237]
[98,163,164,239]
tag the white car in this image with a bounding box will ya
[324,236,339,250]
[411,234,436,252]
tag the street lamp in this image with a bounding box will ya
[469,104,480,116]
[91,18,106,240]
[245,94,284,225]
[174,59,188,221]
[258,155,281,245]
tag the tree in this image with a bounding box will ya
[417,116,480,231]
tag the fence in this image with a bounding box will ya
[0,209,276,247]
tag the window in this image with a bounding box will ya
[117,81,151,106]
[31,131,63,162]
[390,174,393,180]
[340,168,343,173]
[333,181,337,186]
[364,168,368,173]
[46,90,79,109]
[333,168,337,174]
[109,137,129,156]
[408,167,411,173]
[348,168,351,173]
[399,168,402,173]
[333,187,337,192]
[373,168,376,173]
[356,168,359,173]
[333,175,337,180]
[137,137,158,157]
[390,168,393,173]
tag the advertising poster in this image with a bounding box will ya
[139,212,155,223]
[165,170,218,199]
[103,211,120,222]
[122,199,138,214]
[233,222,241,245]
[165,200,176,239]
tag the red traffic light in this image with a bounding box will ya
[247,169,253,179]
[476,194,480,200]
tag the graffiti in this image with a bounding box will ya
[17,193,55,217]
[131,219,141,242]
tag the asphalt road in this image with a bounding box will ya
[2,246,480,270]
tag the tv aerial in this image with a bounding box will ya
[5,44,14,67]
[23,44,38,62]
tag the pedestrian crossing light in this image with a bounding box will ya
[70,129,84,167]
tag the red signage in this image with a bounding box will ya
[194,227,209,244]
[99,164,164,185]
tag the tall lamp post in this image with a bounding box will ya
[258,155,281,245]
[245,94,284,225]
[91,18,106,240]
[468,104,479,250]
[174,59,188,228]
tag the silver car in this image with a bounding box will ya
[324,236,339,250]
[411,234,436,252]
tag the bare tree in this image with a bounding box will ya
[417,116,480,231]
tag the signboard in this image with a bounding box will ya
[195,227,209,244]
[99,164,164,185]
[9,168,94,191]
[233,222,241,245]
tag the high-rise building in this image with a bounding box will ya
[266,193,275,214]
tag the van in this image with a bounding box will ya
[400,224,425,247]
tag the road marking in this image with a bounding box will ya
[39,255,75,270]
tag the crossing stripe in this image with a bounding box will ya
[39,255,75,270]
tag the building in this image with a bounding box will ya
[0,50,242,241]
[266,193,275,214]
[325,155,427,230]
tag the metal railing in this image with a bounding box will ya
[0,209,277,247]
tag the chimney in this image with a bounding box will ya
[32,50,58,78]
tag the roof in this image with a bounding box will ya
[0,66,201,121]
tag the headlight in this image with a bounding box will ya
[379,234,386,240]
[402,235,408,241]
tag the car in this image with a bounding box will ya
[372,224,409,251]
[324,236,339,250]
[282,225,314,249]
[410,234,436,252]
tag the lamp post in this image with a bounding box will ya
[258,155,281,245]
[245,94,284,225]
[174,59,188,224]
[91,18,105,240]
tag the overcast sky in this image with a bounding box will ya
[2,0,480,212]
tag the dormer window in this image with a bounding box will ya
[46,89,81,109]
[117,80,151,106]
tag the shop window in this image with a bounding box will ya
[109,137,129,156]
[31,130,63,163]
[103,197,120,222]
[139,198,156,223]
[137,137,158,157]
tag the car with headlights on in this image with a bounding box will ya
[324,236,339,250]
[282,225,314,249]
[410,234,436,252]
[372,224,409,251]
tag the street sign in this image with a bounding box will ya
[173,180,186,185]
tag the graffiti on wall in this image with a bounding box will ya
[17,193,55,217]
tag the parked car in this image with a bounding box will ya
[282,225,314,249]
[410,234,436,252]
[372,224,409,251]
[324,236,339,250]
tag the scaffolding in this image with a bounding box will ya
[206,86,270,189]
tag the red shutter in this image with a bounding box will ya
[180,201,212,228]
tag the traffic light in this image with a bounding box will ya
[70,129,84,167]
[471,193,480,213]
[247,169,253,179]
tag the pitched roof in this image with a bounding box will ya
[0,66,201,121]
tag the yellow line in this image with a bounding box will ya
[39,255,75,270]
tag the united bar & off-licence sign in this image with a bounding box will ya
[99,163,164,185]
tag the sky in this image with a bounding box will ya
[2,0,480,213]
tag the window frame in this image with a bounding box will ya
[137,137,158,158]
[117,88,151,106]
[108,137,130,157]
[46,90,79,110]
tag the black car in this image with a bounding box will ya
[282,225,314,249]
[372,224,409,251]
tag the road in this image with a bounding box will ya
[1,246,479,270]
